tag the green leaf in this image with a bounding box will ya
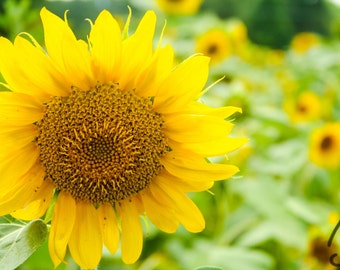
[168,239,274,270]
[0,219,48,270]
[286,197,322,223]
[235,219,307,250]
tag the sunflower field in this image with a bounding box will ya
[1,0,340,270]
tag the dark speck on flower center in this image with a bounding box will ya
[36,82,169,204]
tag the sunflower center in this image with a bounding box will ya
[36,82,169,204]
[320,135,333,152]
[310,236,335,264]
[207,44,218,55]
[297,103,307,113]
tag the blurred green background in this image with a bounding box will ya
[2,0,340,269]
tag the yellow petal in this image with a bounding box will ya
[48,192,76,268]
[0,92,43,126]
[11,181,54,220]
[153,55,209,114]
[135,44,174,97]
[40,7,74,68]
[119,10,156,90]
[68,202,102,269]
[174,102,242,118]
[0,37,54,100]
[161,151,239,182]
[0,162,45,216]
[164,114,234,143]
[90,9,122,83]
[206,106,242,119]
[157,170,214,192]
[40,7,94,90]
[13,36,70,98]
[169,137,248,157]
[0,142,40,192]
[117,198,143,264]
[141,188,179,233]
[98,204,120,254]
[0,37,19,89]
[155,179,205,232]
[0,124,37,158]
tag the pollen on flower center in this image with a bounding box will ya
[36,82,169,204]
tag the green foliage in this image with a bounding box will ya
[0,217,47,270]
[203,0,334,49]
[0,0,40,40]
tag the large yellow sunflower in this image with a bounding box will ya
[0,8,245,269]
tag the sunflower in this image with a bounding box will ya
[155,0,203,15]
[266,49,285,66]
[306,234,337,270]
[305,216,339,270]
[196,29,232,65]
[284,91,322,123]
[290,32,320,54]
[228,19,248,46]
[309,123,340,169]
[0,8,246,269]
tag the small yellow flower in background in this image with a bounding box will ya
[266,49,285,66]
[309,123,340,169]
[328,211,339,226]
[276,71,298,95]
[228,143,252,168]
[305,222,338,270]
[306,234,336,269]
[225,19,250,60]
[290,32,320,54]
[155,0,203,15]
[228,19,248,46]
[284,91,322,123]
[0,7,246,269]
[196,29,232,65]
